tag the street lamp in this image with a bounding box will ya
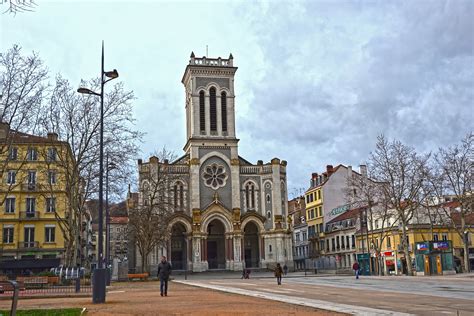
[77,41,119,304]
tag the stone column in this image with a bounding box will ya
[232,233,243,271]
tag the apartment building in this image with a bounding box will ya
[0,122,73,274]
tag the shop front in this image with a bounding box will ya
[415,241,456,275]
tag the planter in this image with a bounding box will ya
[48,276,60,285]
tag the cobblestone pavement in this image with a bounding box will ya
[176,274,474,316]
[0,281,342,315]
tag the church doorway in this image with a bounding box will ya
[243,222,260,268]
[170,223,187,270]
[207,219,226,269]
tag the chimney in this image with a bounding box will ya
[311,173,318,187]
[347,165,352,178]
[359,164,367,178]
[138,159,143,165]
[326,165,334,177]
[0,122,10,140]
[47,132,58,141]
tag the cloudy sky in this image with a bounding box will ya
[1,0,473,197]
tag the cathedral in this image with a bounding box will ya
[135,53,293,272]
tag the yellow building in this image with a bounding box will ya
[0,123,73,274]
[306,170,329,259]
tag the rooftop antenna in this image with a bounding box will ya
[206,45,208,57]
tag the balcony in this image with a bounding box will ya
[19,211,40,220]
[18,241,39,249]
[22,183,39,191]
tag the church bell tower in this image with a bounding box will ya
[181,52,238,154]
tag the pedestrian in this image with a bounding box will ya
[283,264,288,276]
[274,263,283,285]
[352,261,360,279]
[157,256,172,297]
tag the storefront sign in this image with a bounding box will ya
[329,204,349,217]
[383,251,394,257]
[432,241,450,250]
[416,243,429,251]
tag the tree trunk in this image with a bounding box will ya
[460,215,470,273]
[401,222,413,275]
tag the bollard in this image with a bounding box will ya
[75,277,81,293]
[8,280,19,316]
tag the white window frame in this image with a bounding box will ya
[3,225,14,244]
[45,225,55,243]
[7,170,16,184]
[5,197,15,213]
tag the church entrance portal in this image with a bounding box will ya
[170,223,187,270]
[207,219,226,269]
[243,222,260,268]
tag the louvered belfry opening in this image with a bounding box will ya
[210,87,217,132]
[199,91,205,132]
[221,92,227,132]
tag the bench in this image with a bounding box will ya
[16,276,48,288]
[127,273,149,281]
[0,281,25,293]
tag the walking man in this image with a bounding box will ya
[283,264,288,276]
[353,261,360,280]
[275,263,283,285]
[158,256,172,296]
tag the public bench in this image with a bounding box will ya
[127,273,149,281]
[0,281,25,293]
[16,276,49,288]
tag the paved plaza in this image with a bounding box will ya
[1,273,473,315]
[0,280,337,315]
[175,272,474,316]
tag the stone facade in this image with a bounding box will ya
[135,53,293,272]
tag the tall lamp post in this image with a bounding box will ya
[77,41,118,304]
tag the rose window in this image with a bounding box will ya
[202,163,228,190]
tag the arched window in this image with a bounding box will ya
[199,91,205,132]
[245,182,255,210]
[221,92,227,132]
[210,87,217,132]
[174,182,185,211]
[179,183,184,208]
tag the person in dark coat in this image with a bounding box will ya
[157,256,172,296]
[353,261,360,279]
[283,264,288,276]
[274,263,283,285]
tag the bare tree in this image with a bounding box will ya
[369,135,430,275]
[1,0,36,14]
[0,45,48,229]
[429,132,473,272]
[346,165,397,275]
[128,148,178,273]
[37,75,142,266]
